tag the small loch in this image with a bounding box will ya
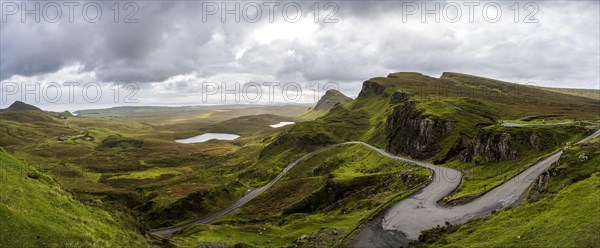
[269,122,295,128]
[175,133,240,144]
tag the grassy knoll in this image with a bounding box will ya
[172,144,431,247]
[0,149,155,247]
[411,137,600,247]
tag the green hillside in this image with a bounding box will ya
[0,101,312,239]
[0,149,155,247]
[541,86,600,101]
[173,144,430,247]
[264,72,597,204]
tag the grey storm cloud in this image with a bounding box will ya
[1,1,599,90]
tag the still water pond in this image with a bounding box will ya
[269,122,295,128]
[175,133,240,144]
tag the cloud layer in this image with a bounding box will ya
[1,1,599,107]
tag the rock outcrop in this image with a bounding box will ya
[358,80,386,97]
[385,101,453,159]
[471,132,518,161]
[460,131,544,162]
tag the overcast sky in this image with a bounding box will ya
[1,1,599,110]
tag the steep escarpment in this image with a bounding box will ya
[385,101,453,159]
[462,132,521,162]
[458,126,585,163]
[358,80,387,97]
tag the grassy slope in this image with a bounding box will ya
[0,149,154,247]
[412,138,600,247]
[172,144,430,247]
[541,86,600,101]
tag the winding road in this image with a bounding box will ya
[151,129,600,245]
[499,121,599,127]
[348,128,600,247]
[500,121,573,127]
[151,145,337,237]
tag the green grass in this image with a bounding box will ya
[108,167,188,180]
[173,144,431,247]
[0,149,154,247]
[444,154,549,203]
[297,108,328,121]
[172,211,370,247]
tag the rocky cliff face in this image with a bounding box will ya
[358,80,386,97]
[459,131,543,162]
[385,100,453,159]
[471,132,518,161]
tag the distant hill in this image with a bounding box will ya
[0,101,58,124]
[298,89,352,121]
[313,89,353,111]
[74,104,309,117]
[1,101,42,112]
[540,87,599,101]
[56,111,74,119]
[210,114,293,135]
